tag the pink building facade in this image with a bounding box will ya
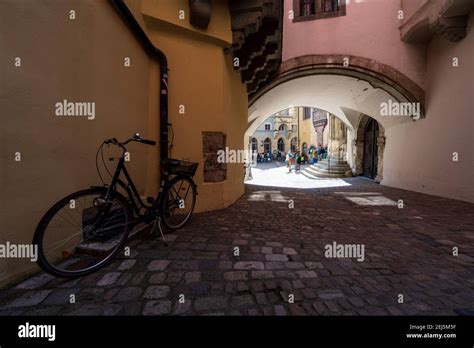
[247,0,474,202]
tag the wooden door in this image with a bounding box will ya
[363,118,379,179]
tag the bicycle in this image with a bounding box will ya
[32,133,198,278]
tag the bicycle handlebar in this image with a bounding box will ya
[104,133,156,147]
[139,138,157,146]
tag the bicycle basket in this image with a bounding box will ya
[163,159,199,177]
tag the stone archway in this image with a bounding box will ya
[250,55,425,111]
[246,54,425,145]
[353,114,385,183]
[244,54,424,182]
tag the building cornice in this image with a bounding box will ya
[400,0,473,43]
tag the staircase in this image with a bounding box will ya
[303,156,352,179]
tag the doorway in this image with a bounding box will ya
[277,138,285,153]
[263,138,271,153]
[362,118,379,179]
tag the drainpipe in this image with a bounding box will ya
[328,114,331,172]
[297,108,300,152]
[110,0,169,161]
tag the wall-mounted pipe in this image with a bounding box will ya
[110,0,169,161]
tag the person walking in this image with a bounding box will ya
[317,144,323,161]
[296,151,301,172]
[286,150,294,173]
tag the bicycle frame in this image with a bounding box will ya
[102,157,166,223]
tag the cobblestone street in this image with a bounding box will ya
[1,178,473,316]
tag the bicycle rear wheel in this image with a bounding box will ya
[160,175,196,230]
[33,187,132,277]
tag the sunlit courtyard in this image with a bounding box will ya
[246,162,352,189]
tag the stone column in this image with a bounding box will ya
[354,139,364,175]
[329,116,346,158]
[374,136,386,183]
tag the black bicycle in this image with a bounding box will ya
[33,133,198,278]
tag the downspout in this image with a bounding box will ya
[110,0,169,162]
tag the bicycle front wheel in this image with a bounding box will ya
[33,187,132,277]
[160,175,197,230]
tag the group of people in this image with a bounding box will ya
[285,144,328,173]
[256,152,272,163]
[309,144,327,164]
[256,144,327,173]
[256,150,296,163]
[285,150,306,173]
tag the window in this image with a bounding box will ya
[293,0,346,22]
[303,107,312,120]
[277,138,285,152]
[278,124,287,131]
[301,0,315,16]
[264,123,271,130]
[263,138,272,153]
[291,137,298,152]
[323,0,339,12]
[251,138,258,152]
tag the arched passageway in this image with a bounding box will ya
[245,55,424,184]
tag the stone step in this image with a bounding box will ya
[317,159,349,165]
[314,161,351,170]
[307,169,347,178]
[307,165,348,175]
[302,170,321,180]
[320,157,348,164]
[75,222,149,256]
[304,161,353,178]
[303,168,346,179]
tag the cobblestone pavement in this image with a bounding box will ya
[1,178,473,316]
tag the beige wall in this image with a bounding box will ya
[381,11,474,202]
[143,3,247,212]
[0,0,151,287]
[0,0,248,287]
[142,0,232,44]
[297,107,317,154]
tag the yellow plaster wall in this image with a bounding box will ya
[0,0,248,287]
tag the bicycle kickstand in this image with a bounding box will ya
[151,217,168,247]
